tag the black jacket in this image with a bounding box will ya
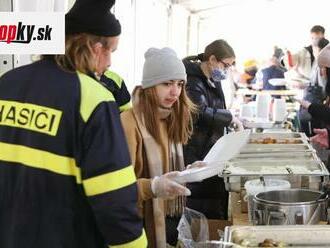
[183,59,232,219]
[0,59,146,248]
[100,70,131,112]
[183,59,232,163]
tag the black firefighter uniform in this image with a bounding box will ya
[0,58,147,248]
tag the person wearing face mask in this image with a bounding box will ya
[120,47,204,247]
[0,0,147,247]
[182,39,242,220]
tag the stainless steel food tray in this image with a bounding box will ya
[249,132,308,140]
[231,151,318,162]
[223,225,330,247]
[240,143,314,154]
[222,159,328,177]
[221,158,329,192]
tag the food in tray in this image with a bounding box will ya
[258,239,286,247]
[224,164,322,175]
[233,234,286,247]
[232,233,258,247]
[233,235,287,248]
[249,138,302,144]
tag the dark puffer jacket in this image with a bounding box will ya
[183,59,232,219]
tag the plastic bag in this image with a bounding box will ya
[177,207,224,248]
[177,207,209,245]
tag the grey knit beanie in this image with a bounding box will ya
[141,47,187,89]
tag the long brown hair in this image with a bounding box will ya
[134,85,197,145]
[53,33,111,74]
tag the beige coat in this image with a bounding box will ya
[121,109,170,248]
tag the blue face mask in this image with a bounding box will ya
[211,68,227,82]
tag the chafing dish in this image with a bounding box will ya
[231,151,318,162]
[221,159,329,192]
[223,225,330,247]
[222,132,329,192]
[241,132,312,153]
[241,143,313,154]
[249,132,308,140]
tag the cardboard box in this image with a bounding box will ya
[207,219,232,240]
[190,218,232,241]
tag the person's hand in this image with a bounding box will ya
[297,99,312,109]
[186,161,207,170]
[151,171,191,199]
[231,116,244,131]
[310,128,329,148]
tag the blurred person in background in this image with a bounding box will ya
[285,25,326,89]
[298,38,329,137]
[240,59,258,88]
[260,46,287,92]
[299,43,330,151]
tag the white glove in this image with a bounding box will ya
[231,116,244,131]
[186,161,207,169]
[151,171,191,199]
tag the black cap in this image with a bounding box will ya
[65,0,121,37]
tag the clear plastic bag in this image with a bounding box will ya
[177,208,223,248]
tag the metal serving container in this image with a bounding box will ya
[223,225,330,247]
[221,132,329,192]
[240,143,314,154]
[253,189,328,225]
[222,158,329,192]
[241,132,312,154]
[249,132,308,140]
[232,151,317,160]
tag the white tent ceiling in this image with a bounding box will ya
[173,0,261,13]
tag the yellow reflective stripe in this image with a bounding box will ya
[119,101,132,112]
[0,141,81,183]
[78,72,115,122]
[0,100,62,136]
[104,70,123,88]
[83,165,136,196]
[110,230,147,248]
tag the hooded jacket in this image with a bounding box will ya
[183,59,232,219]
[183,59,232,163]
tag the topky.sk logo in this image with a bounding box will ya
[0,22,52,44]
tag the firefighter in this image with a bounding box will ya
[0,0,146,247]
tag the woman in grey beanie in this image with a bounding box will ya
[121,47,204,247]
